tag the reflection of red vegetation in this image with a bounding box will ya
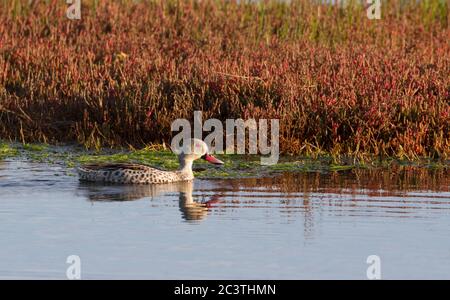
[205,195,222,208]
[205,167,449,227]
[217,167,449,196]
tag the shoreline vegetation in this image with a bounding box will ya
[0,0,449,161]
[0,142,448,179]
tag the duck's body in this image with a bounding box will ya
[78,163,194,184]
[77,139,223,184]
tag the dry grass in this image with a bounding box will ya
[0,0,449,159]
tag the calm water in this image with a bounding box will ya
[0,159,449,279]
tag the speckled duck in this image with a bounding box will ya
[77,139,223,184]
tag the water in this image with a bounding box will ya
[0,159,449,279]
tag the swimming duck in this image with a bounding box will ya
[77,139,224,184]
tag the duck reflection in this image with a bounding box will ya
[77,181,220,222]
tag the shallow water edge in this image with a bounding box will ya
[0,141,448,180]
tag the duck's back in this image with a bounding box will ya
[78,163,186,184]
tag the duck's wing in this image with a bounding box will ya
[79,163,153,171]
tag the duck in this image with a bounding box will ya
[77,139,224,184]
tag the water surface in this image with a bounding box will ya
[0,160,449,279]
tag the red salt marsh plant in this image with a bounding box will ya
[0,0,448,160]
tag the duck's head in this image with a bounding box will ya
[178,138,224,165]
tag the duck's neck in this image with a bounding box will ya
[178,157,194,176]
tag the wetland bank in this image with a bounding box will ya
[1,0,449,158]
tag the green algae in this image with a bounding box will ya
[22,143,48,152]
[0,143,19,159]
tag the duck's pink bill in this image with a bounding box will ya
[204,154,224,165]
